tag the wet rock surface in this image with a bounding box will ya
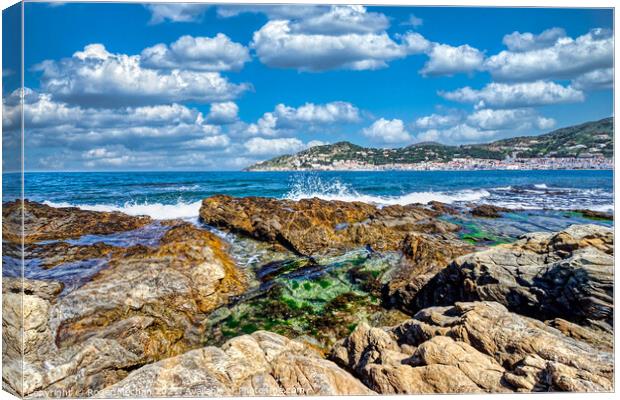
[2,200,151,244]
[470,204,511,218]
[408,224,614,328]
[199,195,456,256]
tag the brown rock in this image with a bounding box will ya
[333,301,613,393]
[383,233,474,313]
[97,331,374,397]
[25,241,117,269]
[409,225,613,328]
[575,209,613,221]
[199,195,455,256]
[3,200,151,244]
[470,204,510,218]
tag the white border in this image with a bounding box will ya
[0,1,616,400]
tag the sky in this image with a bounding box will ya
[1,2,614,171]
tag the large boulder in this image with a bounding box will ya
[383,232,474,313]
[2,200,151,243]
[409,225,613,328]
[199,195,457,256]
[97,331,374,397]
[331,301,613,393]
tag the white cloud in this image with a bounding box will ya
[440,81,584,109]
[207,102,239,124]
[146,4,210,24]
[502,27,566,52]
[416,124,498,144]
[362,118,412,144]
[35,44,250,107]
[485,28,613,81]
[289,5,389,35]
[216,4,325,20]
[466,108,556,131]
[401,14,423,28]
[421,43,485,76]
[244,137,306,156]
[414,113,462,130]
[141,34,250,72]
[183,134,231,149]
[247,101,361,136]
[571,68,613,91]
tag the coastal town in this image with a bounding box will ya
[251,156,614,171]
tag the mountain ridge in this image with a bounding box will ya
[245,117,613,171]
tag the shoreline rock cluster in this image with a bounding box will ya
[2,198,614,396]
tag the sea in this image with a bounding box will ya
[2,169,613,220]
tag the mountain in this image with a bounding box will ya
[245,117,613,171]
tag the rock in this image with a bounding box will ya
[332,301,613,393]
[97,331,374,397]
[51,223,246,354]
[3,223,247,397]
[428,201,458,215]
[383,233,474,313]
[25,241,117,269]
[2,200,151,244]
[546,318,613,352]
[575,209,613,221]
[409,225,613,328]
[470,204,510,218]
[199,195,456,256]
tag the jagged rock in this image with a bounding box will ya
[97,331,374,397]
[51,223,246,353]
[428,201,458,215]
[2,200,151,244]
[546,318,613,352]
[25,241,117,269]
[332,301,613,393]
[409,225,613,328]
[383,233,474,313]
[199,195,457,256]
[3,224,247,397]
[470,204,510,218]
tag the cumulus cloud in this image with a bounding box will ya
[34,44,249,107]
[146,4,210,24]
[289,5,389,35]
[421,43,485,76]
[466,108,555,131]
[244,137,306,156]
[571,68,613,91]
[247,101,361,136]
[414,112,462,130]
[502,27,566,52]
[207,102,239,125]
[362,118,412,144]
[485,28,613,81]
[416,124,498,144]
[141,34,250,72]
[440,81,584,109]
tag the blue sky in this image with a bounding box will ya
[2,3,614,170]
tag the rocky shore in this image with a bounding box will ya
[2,198,614,396]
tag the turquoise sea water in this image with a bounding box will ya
[2,170,613,219]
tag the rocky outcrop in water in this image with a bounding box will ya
[406,224,613,330]
[2,200,151,244]
[331,301,613,393]
[470,204,510,218]
[97,330,374,397]
[199,195,458,256]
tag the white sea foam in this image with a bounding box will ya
[533,183,549,189]
[43,200,202,220]
[284,176,490,205]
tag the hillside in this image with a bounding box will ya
[245,117,613,171]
